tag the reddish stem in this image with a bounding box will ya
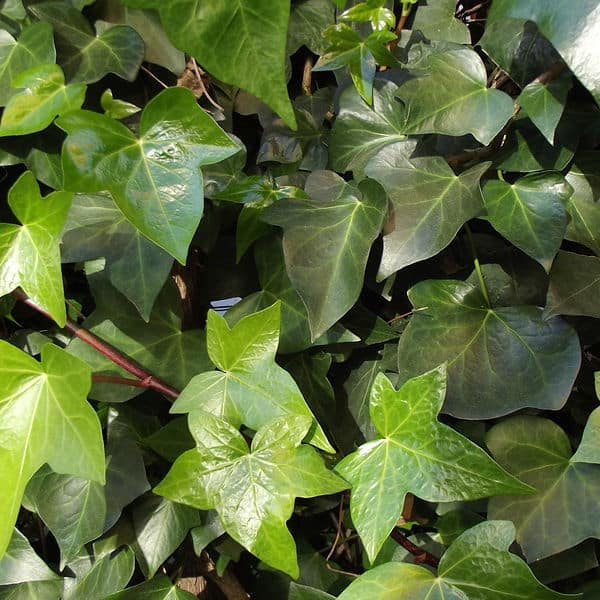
[390,527,440,568]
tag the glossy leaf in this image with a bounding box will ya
[411,0,470,43]
[288,0,335,55]
[61,192,173,321]
[366,149,489,279]
[0,64,85,137]
[171,303,333,452]
[264,172,387,339]
[104,576,197,600]
[397,279,581,419]
[0,22,55,106]
[481,173,571,271]
[488,415,600,561]
[0,529,59,585]
[339,0,395,31]
[398,42,514,145]
[0,341,105,559]
[100,89,140,120]
[155,413,348,577]
[336,366,530,560]
[58,86,240,263]
[0,171,72,326]
[30,2,144,84]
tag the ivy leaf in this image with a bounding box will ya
[58,87,240,263]
[104,576,197,599]
[0,64,85,137]
[171,302,334,452]
[366,149,489,279]
[338,521,573,599]
[397,279,581,419]
[488,0,600,106]
[0,341,105,559]
[288,0,335,55]
[564,152,600,256]
[0,22,55,106]
[335,366,530,560]
[313,24,398,104]
[398,42,514,145]
[29,2,144,84]
[0,171,72,326]
[411,0,470,44]
[481,173,571,272]
[61,192,173,321]
[344,356,380,441]
[100,89,140,120]
[0,529,59,585]
[338,1,396,31]
[263,171,387,339]
[487,415,600,561]
[155,413,348,577]
[545,251,600,319]
[123,0,296,128]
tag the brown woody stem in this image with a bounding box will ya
[390,527,440,568]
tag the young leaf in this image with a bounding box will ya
[263,172,387,339]
[339,0,395,31]
[171,303,334,452]
[0,171,72,326]
[0,22,55,106]
[488,415,600,561]
[57,87,240,263]
[0,341,105,559]
[100,89,140,120]
[336,366,530,560]
[397,279,581,419]
[0,64,85,137]
[155,413,348,577]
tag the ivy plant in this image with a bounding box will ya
[0,0,599,598]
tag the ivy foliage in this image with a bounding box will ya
[0,0,599,598]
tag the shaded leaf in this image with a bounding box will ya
[0,529,59,585]
[144,417,194,463]
[412,0,470,44]
[288,0,335,55]
[104,576,197,599]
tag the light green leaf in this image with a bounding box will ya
[545,251,600,319]
[104,576,197,600]
[398,42,514,145]
[339,0,395,31]
[100,89,140,120]
[397,279,581,419]
[0,341,105,559]
[336,367,530,560]
[30,1,144,84]
[0,529,59,585]
[123,0,296,128]
[264,171,387,339]
[366,149,488,279]
[412,0,470,43]
[155,413,348,577]
[0,64,85,137]
[61,192,173,321]
[171,302,333,452]
[482,173,571,271]
[0,171,72,326]
[288,0,335,55]
[0,22,55,106]
[488,415,600,561]
[58,87,239,263]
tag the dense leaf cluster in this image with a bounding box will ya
[0,0,599,598]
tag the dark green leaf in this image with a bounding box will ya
[412,0,470,44]
[0,529,59,585]
[104,576,197,600]
[144,417,194,463]
[288,0,335,55]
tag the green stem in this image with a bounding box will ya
[497,169,505,182]
[464,225,491,308]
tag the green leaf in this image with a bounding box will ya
[288,0,335,55]
[0,581,63,600]
[411,0,470,43]
[171,302,334,452]
[58,87,239,263]
[398,42,514,145]
[104,576,197,600]
[0,64,85,137]
[100,89,140,120]
[517,73,572,144]
[481,173,571,271]
[338,521,573,599]
[290,583,336,600]
[30,1,144,84]
[329,79,411,174]
[366,149,489,279]
[344,356,380,441]
[488,0,600,106]
[336,366,530,560]
[24,466,106,569]
[564,152,600,256]
[0,341,105,559]
[0,22,55,106]
[0,172,71,326]
[314,24,398,104]
[0,529,59,585]
[487,414,600,561]
[132,496,201,578]
[61,192,173,321]
[123,0,296,128]
[144,417,194,463]
[263,172,387,339]
[339,0,395,31]
[155,413,348,577]
[397,279,581,419]
[545,251,600,319]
